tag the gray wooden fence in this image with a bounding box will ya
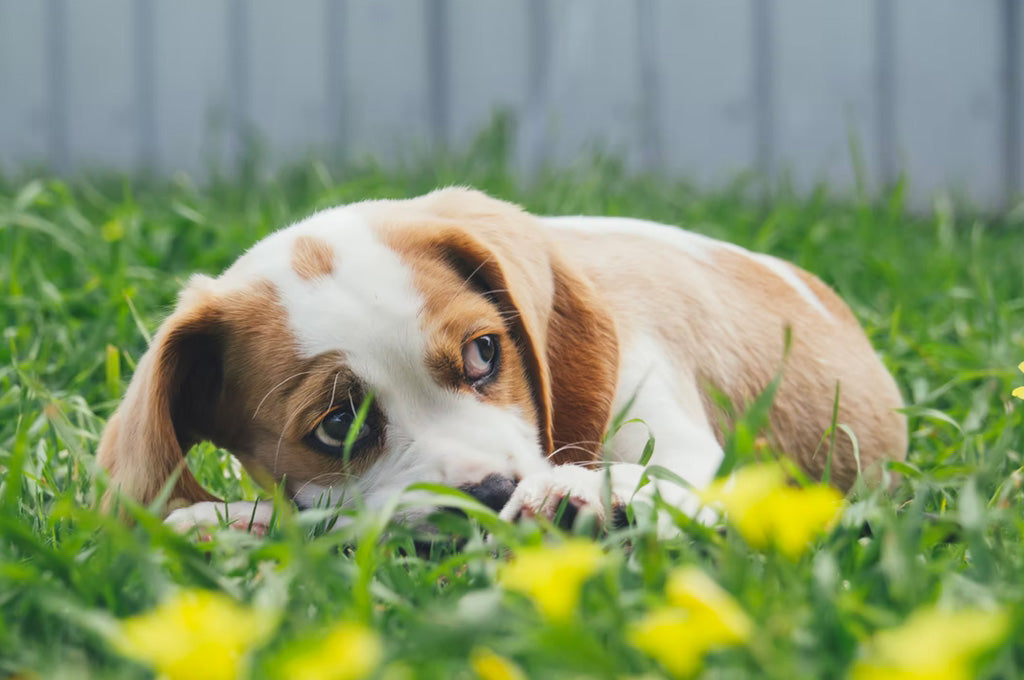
[0,1,1020,209]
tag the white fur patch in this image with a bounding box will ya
[543,215,833,319]
[165,500,275,534]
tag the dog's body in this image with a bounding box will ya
[98,189,906,530]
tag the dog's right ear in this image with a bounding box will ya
[98,285,227,515]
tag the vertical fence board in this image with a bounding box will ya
[0,2,48,173]
[65,0,135,171]
[1013,0,1024,203]
[895,0,1002,207]
[534,0,642,169]
[447,0,529,150]
[152,1,230,176]
[654,0,754,187]
[249,1,327,163]
[345,1,430,162]
[775,2,876,194]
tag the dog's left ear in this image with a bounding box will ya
[405,189,620,464]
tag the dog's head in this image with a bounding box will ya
[98,188,619,517]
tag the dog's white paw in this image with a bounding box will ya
[499,466,625,527]
[164,500,274,538]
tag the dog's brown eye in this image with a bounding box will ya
[310,408,370,454]
[463,334,499,386]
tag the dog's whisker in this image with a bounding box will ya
[292,471,348,503]
[253,371,313,419]
[545,441,604,461]
[327,372,341,411]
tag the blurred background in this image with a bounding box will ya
[0,0,1019,210]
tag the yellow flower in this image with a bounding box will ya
[849,606,1009,680]
[499,539,605,621]
[628,608,706,678]
[275,621,382,680]
[115,589,276,680]
[665,566,752,644]
[1012,361,1024,399]
[628,566,751,678]
[700,463,843,559]
[470,647,527,680]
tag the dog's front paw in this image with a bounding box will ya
[164,501,273,538]
[498,466,625,529]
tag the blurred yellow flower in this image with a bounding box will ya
[470,647,527,680]
[665,566,752,644]
[849,606,1009,680]
[628,567,750,678]
[275,621,382,680]
[115,589,275,680]
[700,463,843,559]
[1012,361,1024,399]
[499,539,605,621]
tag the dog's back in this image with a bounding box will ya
[545,216,906,490]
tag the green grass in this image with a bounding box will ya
[3,134,1024,678]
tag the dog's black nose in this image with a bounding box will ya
[460,474,517,512]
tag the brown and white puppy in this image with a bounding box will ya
[97,188,906,532]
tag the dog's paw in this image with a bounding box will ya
[164,501,273,538]
[498,466,626,529]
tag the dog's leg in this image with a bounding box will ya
[164,500,276,537]
[501,351,724,532]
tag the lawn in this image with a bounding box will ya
[2,141,1024,678]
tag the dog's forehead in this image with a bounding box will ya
[219,206,427,385]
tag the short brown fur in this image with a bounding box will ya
[291,234,335,280]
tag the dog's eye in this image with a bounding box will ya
[463,334,499,385]
[310,407,371,454]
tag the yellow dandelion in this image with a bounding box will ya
[628,608,709,678]
[849,606,1009,680]
[470,647,527,680]
[629,566,750,678]
[1013,361,1024,399]
[275,621,382,680]
[665,566,752,645]
[115,589,276,680]
[499,539,605,621]
[700,463,843,559]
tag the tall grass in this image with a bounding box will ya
[2,133,1024,677]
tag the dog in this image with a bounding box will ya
[97,188,906,533]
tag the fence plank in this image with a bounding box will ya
[654,0,755,187]
[775,1,876,195]
[248,1,328,163]
[64,0,135,171]
[894,0,1002,207]
[344,1,431,162]
[447,0,529,150]
[152,0,230,177]
[0,2,49,173]
[1011,0,1023,203]
[527,0,643,170]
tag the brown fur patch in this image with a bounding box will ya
[291,235,335,280]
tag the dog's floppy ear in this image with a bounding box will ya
[408,189,620,464]
[98,288,228,513]
[543,254,619,463]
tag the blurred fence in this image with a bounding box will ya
[0,0,1020,208]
